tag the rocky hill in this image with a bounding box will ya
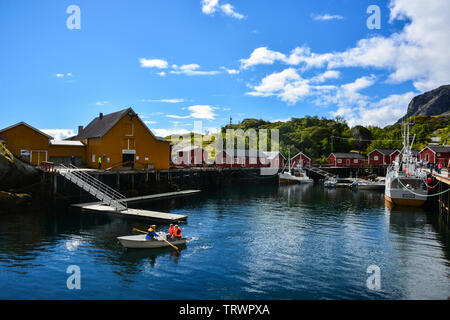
[0,143,40,190]
[398,85,450,122]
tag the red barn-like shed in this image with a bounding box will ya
[172,145,207,167]
[291,152,311,168]
[368,149,400,166]
[261,151,286,168]
[215,149,268,168]
[420,146,450,165]
[329,153,365,167]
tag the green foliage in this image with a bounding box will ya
[0,142,14,163]
[166,115,449,161]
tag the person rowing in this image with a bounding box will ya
[145,225,158,240]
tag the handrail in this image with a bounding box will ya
[67,164,126,200]
[59,164,127,210]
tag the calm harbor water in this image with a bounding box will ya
[0,184,449,300]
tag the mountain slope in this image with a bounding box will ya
[398,85,450,122]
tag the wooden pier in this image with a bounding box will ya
[76,203,187,223]
[72,189,201,207]
[431,170,450,224]
[71,189,200,223]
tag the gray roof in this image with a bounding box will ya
[72,108,132,140]
[370,149,397,155]
[222,149,268,158]
[426,146,450,153]
[71,108,169,143]
[331,153,366,159]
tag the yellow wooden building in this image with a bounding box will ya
[0,108,171,170]
[70,108,171,170]
[0,122,86,165]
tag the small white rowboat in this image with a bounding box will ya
[117,234,187,249]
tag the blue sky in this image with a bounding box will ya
[0,0,448,139]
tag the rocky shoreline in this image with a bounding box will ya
[0,143,41,212]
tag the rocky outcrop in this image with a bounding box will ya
[351,125,372,150]
[0,143,41,190]
[0,191,32,212]
[398,85,450,122]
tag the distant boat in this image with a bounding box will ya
[117,234,187,249]
[323,177,337,188]
[385,124,428,207]
[351,179,385,190]
[279,151,313,184]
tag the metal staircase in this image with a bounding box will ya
[305,166,337,179]
[58,164,127,211]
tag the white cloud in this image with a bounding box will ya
[201,0,219,14]
[240,47,287,69]
[241,0,450,91]
[55,73,72,78]
[220,3,245,19]
[330,91,416,127]
[144,120,157,125]
[220,66,240,74]
[310,70,340,83]
[201,0,245,19]
[170,64,220,76]
[167,105,217,120]
[152,128,191,137]
[157,71,166,77]
[311,14,344,21]
[139,58,169,69]
[40,129,76,140]
[142,98,185,103]
[95,101,109,106]
[246,68,344,105]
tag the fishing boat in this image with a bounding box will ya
[385,124,428,207]
[351,179,385,190]
[279,151,313,184]
[117,234,187,249]
[323,177,337,188]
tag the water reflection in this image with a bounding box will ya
[0,185,449,299]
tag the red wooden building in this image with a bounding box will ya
[261,151,286,168]
[215,149,268,168]
[368,149,400,166]
[290,152,311,168]
[419,146,450,165]
[172,145,207,167]
[328,152,365,167]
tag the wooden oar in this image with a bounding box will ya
[132,228,179,252]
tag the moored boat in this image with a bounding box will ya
[117,234,187,249]
[351,179,385,190]
[323,177,337,188]
[279,151,313,184]
[384,124,428,207]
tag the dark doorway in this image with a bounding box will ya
[122,153,135,168]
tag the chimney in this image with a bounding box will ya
[99,112,103,120]
[78,126,83,135]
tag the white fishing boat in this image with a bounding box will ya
[279,151,313,184]
[117,233,187,249]
[385,124,428,207]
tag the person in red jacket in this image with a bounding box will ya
[173,225,182,239]
[167,224,175,240]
